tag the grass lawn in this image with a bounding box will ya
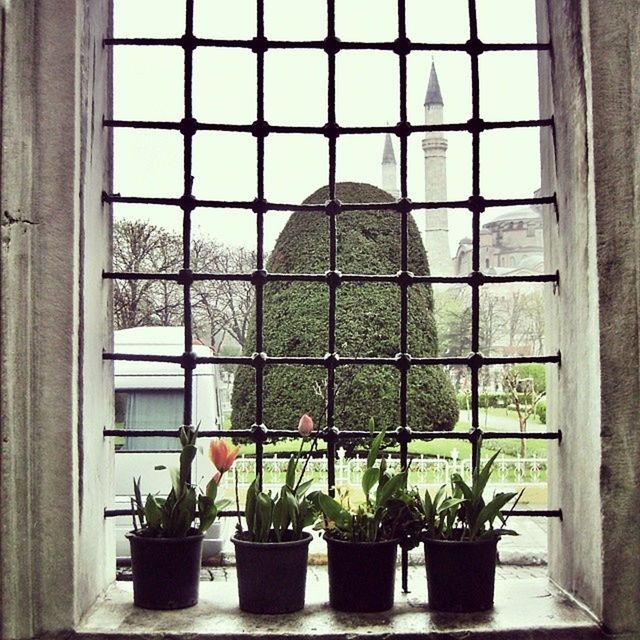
[232,408,548,460]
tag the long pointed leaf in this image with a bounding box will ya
[377,471,407,507]
[366,422,386,469]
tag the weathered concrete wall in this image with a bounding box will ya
[587,0,640,635]
[0,1,113,638]
[538,0,604,617]
[540,0,640,635]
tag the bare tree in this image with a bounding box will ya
[502,366,545,458]
[113,220,183,329]
[113,220,256,351]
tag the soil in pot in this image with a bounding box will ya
[231,530,312,614]
[424,536,498,612]
[325,535,398,612]
[127,530,204,610]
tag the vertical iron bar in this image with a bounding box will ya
[468,0,481,472]
[182,0,195,430]
[254,0,266,486]
[326,0,337,496]
[397,0,410,594]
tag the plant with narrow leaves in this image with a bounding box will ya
[132,426,232,538]
[417,450,523,541]
[238,414,319,543]
[312,419,421,544]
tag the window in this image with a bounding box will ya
[104,0,559,591]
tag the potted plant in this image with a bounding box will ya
[313,419,420,613]
[128,426,238,610]
[418,449,522,612]
[231,413,319,614]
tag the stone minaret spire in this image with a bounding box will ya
[421,61,452,275]
[381,132,399,198]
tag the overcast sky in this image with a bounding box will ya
[113,0,542,255]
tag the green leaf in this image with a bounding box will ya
[245,478,258,536]
[254,492,274,542]
[285,456,297,490]
[366,421,386,469]
[197,495,217,533]
[317,493,351,530]
[168,467,182,499]
[273,493,287,541]
[470,491,518,539]
[377,471,407,508]
[437,496,465,515]
[473,450,501,500]
[362,466,380,500]
[144,494,163,529]
[295,479,314,498]
[179,443,197,484]
[206,476,219,501]
[283,486,300,534]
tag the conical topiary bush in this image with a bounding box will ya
[231,182,458,433]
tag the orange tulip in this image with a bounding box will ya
[298,413,314,437]
[209,438,240,474]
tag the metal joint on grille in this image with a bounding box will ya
[468,270,485,287]
[397,197,412,214]
[179,33,198,51]
[322,426,340,444]
[467,352,484,370]
[179,117,198,137]
[323,352,340,368]
[325,270,342,288]
[322,122,340,139]
[179,194,196,212]
[395,426,412,444]
[251,269,268,286]
[324,199,341,216]
[394,352,412,372]
[180,351,197,371]
[395,121,412,138]
[468,428,484,444]
[392,37,411,56]
[467,117,486,133]
[467,195,486,213]
[251,120,270,138]
[177,268,194,286]
[251,351,268,369]
[465,38,485,56]
[396,270,414,287]
[250,423,268,442]
[250,36,268,54]
[251,198,268,214]
[323,36,341,55]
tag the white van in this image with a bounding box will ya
[113,326,227,560]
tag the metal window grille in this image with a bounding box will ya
[103,0,561,591]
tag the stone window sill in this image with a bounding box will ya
[77,565,602,639]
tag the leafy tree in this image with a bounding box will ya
[231,182,459,433]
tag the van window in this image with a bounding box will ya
[115,390,182,451]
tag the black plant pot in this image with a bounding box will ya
[325,535,398,612]
[127,530,204,610]
[231,531,312,614]
[424,536,498,612]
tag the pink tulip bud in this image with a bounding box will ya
[298,413,314,437]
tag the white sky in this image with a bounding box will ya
[113,0,542,255]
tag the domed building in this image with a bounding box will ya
[453,206,544,276]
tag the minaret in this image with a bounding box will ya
[422,61,453,275]
[381,133,399,198]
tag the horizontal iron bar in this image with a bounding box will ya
[105,508,242,518]
[102,269,559,286]
[103,351,560,367]
[103,192,556,213]
[104,427,561,441]
[104,37,550,53]
[104,117,552,135]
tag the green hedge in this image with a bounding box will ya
[231,182,459,433]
